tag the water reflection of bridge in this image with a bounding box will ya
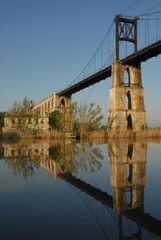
[2,140,161,239]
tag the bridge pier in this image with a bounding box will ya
[107,61,146,131]
[108,141,147,214]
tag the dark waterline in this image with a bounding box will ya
[0,139,161,240]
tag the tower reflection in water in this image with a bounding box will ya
[108,141,147,214]
[1,140,161,239]
[108,140,148,239]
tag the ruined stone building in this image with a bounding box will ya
[3,91,71,133]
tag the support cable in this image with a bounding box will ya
[94,53,96,73]
[139,17,161,20]
[63,20,115,89]
[124,10,161,18]
[147,15,149,45]
[156,19,158,40]
[145,19,147,46]
[83,85,96,104]
[108,31,110,58]
[101,42,103,68]
[121,0,141,14]
[142,1,161,15]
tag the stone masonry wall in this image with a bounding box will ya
[108,61,146,131]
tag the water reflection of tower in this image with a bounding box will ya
[108,141,147,239]
[108,141,147,214]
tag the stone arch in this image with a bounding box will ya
[127,163,132,182]
[42,105,44,116]
[125,91,132,110]
[127,144,133,160]
[126,187,132,208]
[48,101,50,113]
[124,67,130,86]
[127,114,133,130]
[61,98,65,108]
[51,98,53,109]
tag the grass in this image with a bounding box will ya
[0,131,20,140]
[1,128,161,140]
[88,128,161,140]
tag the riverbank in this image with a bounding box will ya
[0,130,63,140]
[1,128,161,140]
[89,128,161,139]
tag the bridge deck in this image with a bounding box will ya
[57,39,161,97]
[57,65,111,97]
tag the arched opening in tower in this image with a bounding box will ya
[127,144,133,160]
[127,114,133,130]
[126,187,132,208]
[61,98,65,108]
[124,68,130,86]
[125,91,132,110]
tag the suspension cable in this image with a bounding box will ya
[124,10,161,18]
[58,8,161,93]
[64,20,115,89]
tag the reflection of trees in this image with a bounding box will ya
[5,157,40,179]
[48,144,75,173]
[49,145,64,161]
[72,142,103,173]
[48,141,103,175]
[0,144,4,160]
[2,140,103,179]
[4,143,40,179]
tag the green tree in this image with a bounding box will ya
[8,97,39,132]
[72,102,103,138]
[100,124,107,130]
[49,110,63,130]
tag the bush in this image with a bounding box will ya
[49,111,63,130]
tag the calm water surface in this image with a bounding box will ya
[0,139,161,240]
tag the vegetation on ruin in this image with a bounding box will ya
[49,102,103,138]
[3,98,161,140]
[8,97,40,133]
[49,110,63,130]
[71,102,103,138]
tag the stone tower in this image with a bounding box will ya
[108,141,147,214]
[108,15,146,131]
[107,61,146,130]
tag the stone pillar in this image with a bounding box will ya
[108,61,146,131]
[108,141,147,214]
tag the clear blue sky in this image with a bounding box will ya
[1,0,161,127]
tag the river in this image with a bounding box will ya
[0,138,161,239]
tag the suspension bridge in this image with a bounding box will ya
[32,10,161,132]
[57,39,161,97]
[57,12,161,97]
